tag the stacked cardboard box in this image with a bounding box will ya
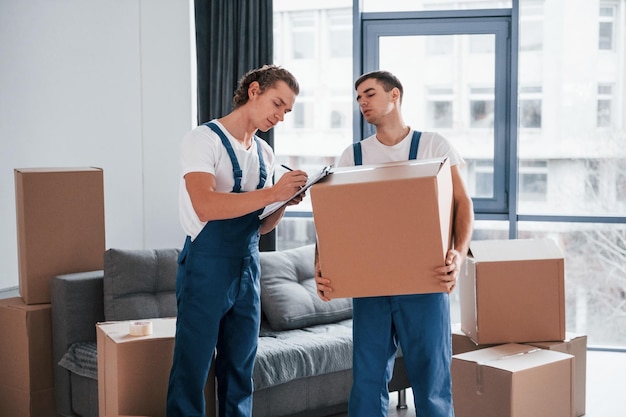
[15,167,106,305]
[452,343,574,417]
[455,238,586,417]
[0,298,56,417]
[0,168,106,416]
[97,318,216,417]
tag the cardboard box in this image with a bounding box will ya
[452,343,574,417]
[15,167,106,304]
[310,158,453,298]
[451,323,495,355]
[459,238,565,344]
[525,333,587,417]
[0,297,56,417]
[97,318,216,417]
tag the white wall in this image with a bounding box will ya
[0,0,194,291]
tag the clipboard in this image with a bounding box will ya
[259,165,332,220]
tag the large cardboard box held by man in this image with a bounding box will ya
[97,318,216,417]
[0,297,56,417]
[15,167,106,304]
[310,158,453,298]
[452,343,574,417]
[459,238,566,344]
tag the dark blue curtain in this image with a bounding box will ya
[195,0,273,127]
[194,0,276,250]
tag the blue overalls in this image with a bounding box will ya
[167,122,267,417]
[348,131,454,417]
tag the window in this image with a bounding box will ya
[470,160,494,198]
[469,87,494,128]
[426,87,453,129]
[426,35,454,55]
[585,159,601,199]
[519,86,542,128]
[273,2,353,248]
[617,161,626,203]
[329,10,351,58]
[597,84,613,128]
[519,160,547,202]
[291,12,316,59]
[519,2,544,51]
[275,1,626,347]
[599,5,615,51]
[371,19,506,208]
[470,34,495,54]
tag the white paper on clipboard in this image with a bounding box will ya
[259,165,332,220]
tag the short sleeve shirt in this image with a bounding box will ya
[336,129,464,168]
[178,120,275,240]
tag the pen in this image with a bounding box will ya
[280,164,294,171]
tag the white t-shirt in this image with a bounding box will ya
[336,129,464,168]
[178,120,275,240]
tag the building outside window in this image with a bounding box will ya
[599,4,616,50]
[469,87,495,128]
[426,87,454,129]
[519,1,544,51]
[597,83,613,127]
[519,160,548,202]
[519,86,542,128]
[291,12,316,59]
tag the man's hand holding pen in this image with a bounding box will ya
[275,164,308,204]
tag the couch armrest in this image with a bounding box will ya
[51,271,105,417]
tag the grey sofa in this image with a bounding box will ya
[51,244,409,417]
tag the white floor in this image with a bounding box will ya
[331,349,626,417]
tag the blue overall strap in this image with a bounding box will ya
[353,130,422,166]
[353,142,363,166]
[253,137,267,190]
[205,122,243,192]
[409,131,422,160]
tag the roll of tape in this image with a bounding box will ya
[129,320,153,336]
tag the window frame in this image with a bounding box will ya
[358,9,516,216]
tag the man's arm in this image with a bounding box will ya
[435,164,474,292]
[185,170,307,222]
[259,191,306,234]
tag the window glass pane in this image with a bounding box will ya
[597,84,613,128]
[519,98,542,128]
[329,10,351,58]
[598,6,615,51]
[470,34,495,54]
[517,0,626,217]
[520,2,544,51]
[379,34,497,200]
[291,12,316,59]
[519,223,626,348]
[276,217,317,250]
[427,35,454,55]
[519,160,547,202]
[599,22,613,50]
[273,1,353,215]
[427,87,453,128]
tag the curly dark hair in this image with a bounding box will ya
[354,70,404,103]
[232,65,300,109]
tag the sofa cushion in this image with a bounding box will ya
[254,319,353,390]
[259,245,352,331]
[103,248,179,321]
